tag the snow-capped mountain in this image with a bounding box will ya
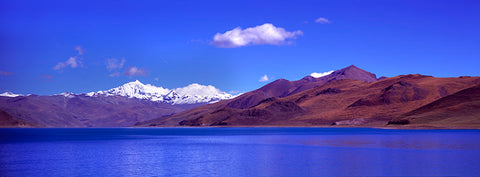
[86,80,235,105]
[0,92,22,97]
[57,92,76,98]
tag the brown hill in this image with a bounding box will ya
[226,65,378,109]
[137,71,480,127]
[290,74,480,126]
[137,65,377,126]
[388,83,480,128]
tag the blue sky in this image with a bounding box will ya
[1,0,479,95]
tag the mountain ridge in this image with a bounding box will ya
[2,80,235,105]
[0,81,236,127]
[137,66,480,128]
[86,80,235,105]
[225,65,378,109]
[2,65,480,128]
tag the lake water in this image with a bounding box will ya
[1,128,479,176]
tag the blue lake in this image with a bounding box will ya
[1,128,479,176]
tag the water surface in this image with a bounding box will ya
[1,128,479,176]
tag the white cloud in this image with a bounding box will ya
[54,46,85,71]
[75,46,85,55]
[259,74,270,82]
[53,56,82,70]
[213,23,303,48]
[124,67,146,76]
[106,58,126,70]
[310,70,334,78]
[315,17,331,24]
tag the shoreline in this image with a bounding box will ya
[2,125,480,130]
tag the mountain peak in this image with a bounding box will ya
[301,75,316,81]
[0,92,22,97]
[325,65,378,82]
[338,65,363,73]
[124,80,144,86]
[87,81,234,105]
[346,64,359,69]
[175,83,224,97]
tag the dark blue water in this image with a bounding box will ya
[1,128,479,176]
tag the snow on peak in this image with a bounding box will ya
[171,83,233,104]
[310,70,334,78]
[0,92,22,97]
[87,80,169,100]
[87,80,234,104]
[175,83,223,96]
[58,92,75,98]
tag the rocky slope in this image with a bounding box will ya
[0,109,39,127]
[388,83,480,128]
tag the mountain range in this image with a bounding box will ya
[2,65,479,128]
[137,65,480,128]
[0,81,235,127]
[86,80,234,105]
